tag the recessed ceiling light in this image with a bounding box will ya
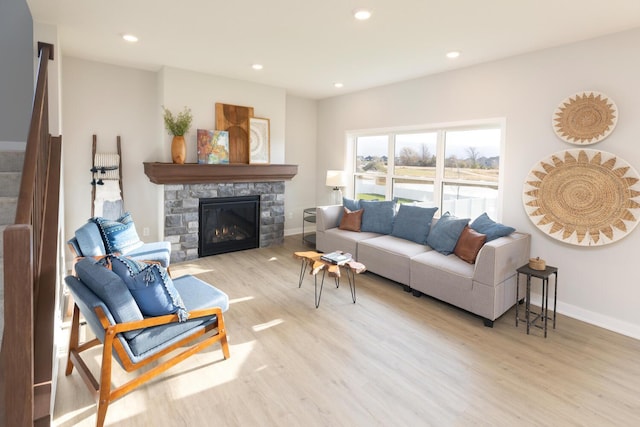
[252,64,264,70]
[354,9,372,20]
[334,82,344,88]
[446,51,461,59]
[122,34,138,43]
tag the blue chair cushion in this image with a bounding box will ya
[74,258,144,340]
[470,212,516,242]
[74,222,106,257]
[125,240,171,268]
[106,256,187,321]
[360,200,396,234]
[127,275,229,359]
[426,212,470,255]
[391,205,438,244]
[92,212,144,255]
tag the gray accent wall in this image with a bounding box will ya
[0,0,33,142]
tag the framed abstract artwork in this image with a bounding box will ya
[249,117,270,164]
[197,129,229,164]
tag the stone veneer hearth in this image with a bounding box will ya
[164,182,285,262]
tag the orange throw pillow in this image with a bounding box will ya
[454,226,486,264]
[339,207,363,232]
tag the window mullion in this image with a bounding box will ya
[434,130,446,214]
[387,133,394,200]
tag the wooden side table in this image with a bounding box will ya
[293,251,365,308]
[515,264,558,338]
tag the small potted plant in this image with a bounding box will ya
[163,106,193,164]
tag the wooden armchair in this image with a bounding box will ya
[64,258,230,427]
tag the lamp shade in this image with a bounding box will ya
[326,170,347,188]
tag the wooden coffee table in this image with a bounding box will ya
[293,251,366,308]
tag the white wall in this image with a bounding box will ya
[317,28,640,338]
[284,95,317,234]
[62,57,159,250]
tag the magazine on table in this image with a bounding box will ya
[320,251,352,265]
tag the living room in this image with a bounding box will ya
[2,0,640,425]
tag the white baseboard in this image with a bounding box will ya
[284,227,303,236]
[529,293,640,340]
[0,141,26,150]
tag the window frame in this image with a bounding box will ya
[348,118,506,220]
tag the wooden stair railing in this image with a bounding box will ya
[1,42,62,427]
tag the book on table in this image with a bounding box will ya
[320,251,352,265]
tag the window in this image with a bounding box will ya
[352,122,503,219]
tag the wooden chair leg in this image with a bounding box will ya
[96,329,115,427]
[65,305,81,375]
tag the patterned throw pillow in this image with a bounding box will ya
[101,255,188,321]
[91,212,144,254]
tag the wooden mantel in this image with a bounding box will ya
[143,162,298,184]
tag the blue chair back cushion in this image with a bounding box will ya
[107,256,188,321]
[74,222,106,257]
[74,258,144,340]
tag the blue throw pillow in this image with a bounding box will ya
[426,212,470,255]
[105,255,188,321]
[338,197,361,224]
[391,205,438,244]
[360,200,396,234]
[92,212,144,255]
[470,212,515,241]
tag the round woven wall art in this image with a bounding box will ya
[523,149,640,246]
[552,91,617,145]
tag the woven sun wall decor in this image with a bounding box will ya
[523,149,640,246]
[552,91,618,145]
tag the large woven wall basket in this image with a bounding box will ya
[523,149,640,246]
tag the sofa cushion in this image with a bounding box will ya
[339,207,363,232]
[74,221,106,257]
[360,200,395,234]
[357,235,431,285]
[426,212,469,255]
[454,226,487,264]
[92,212,144,255]
[74,257,144,340]
[391,204,438,244]
[470,212,515,242]
[107,256,188,321]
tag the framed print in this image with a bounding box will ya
[249,117,270,164]
[197,129,229,164]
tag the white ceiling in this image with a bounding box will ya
[27,0,640,99]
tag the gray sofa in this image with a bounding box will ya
[316,205,530,326]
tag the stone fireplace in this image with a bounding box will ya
[164,182,285,262]
[143,162,298,263]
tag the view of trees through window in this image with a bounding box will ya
[353,125,502,219]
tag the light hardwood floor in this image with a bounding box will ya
[53,236,640,426]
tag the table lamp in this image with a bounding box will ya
[326,170,347,205]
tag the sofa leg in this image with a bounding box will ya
[411,290,422,298]
[483,318,494,328]
[402,285,411,293]
[518,298,525,304]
